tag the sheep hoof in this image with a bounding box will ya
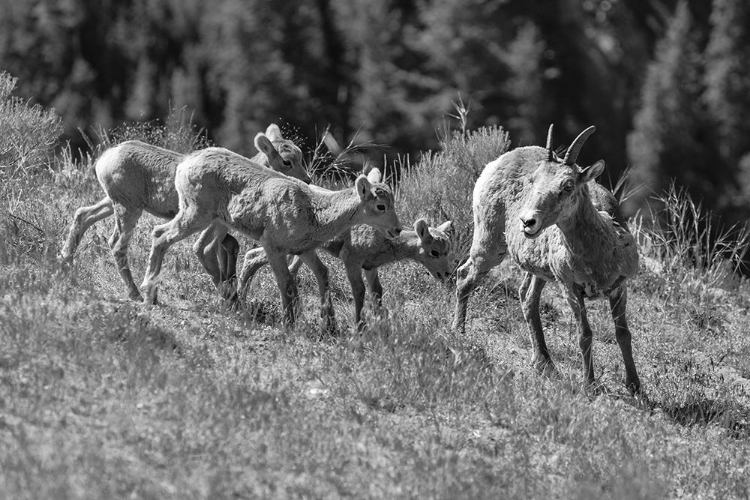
[226,295,243,313]
[219,280,238,302]
[321,316,339,337]
[140,288,157,306]
[625,377,641,396]
[355,320,367,333]
[585,381,610,397]
[57,252,73,266]
[532,357,558,378]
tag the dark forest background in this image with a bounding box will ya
[2,0,750,221]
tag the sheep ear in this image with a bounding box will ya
[366,168,382,184]
[265,123,283,142]
[355,175,373,200]
[436,220,454,237]
[580,160,605,183]
[254,133,278,158]
[414,219,431,243]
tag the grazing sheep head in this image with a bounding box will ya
[254,124,312,184]
[414,219,454,281]
[518,125,605,238]
[355,168,402,239]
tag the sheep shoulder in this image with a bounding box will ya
[342,225,399,270]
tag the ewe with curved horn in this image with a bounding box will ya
[452,125,641,394]
[140,148,401,331]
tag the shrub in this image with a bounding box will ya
[0,72,64,179]
[396,125,510,261]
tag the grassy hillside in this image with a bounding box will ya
[2,85,750,499]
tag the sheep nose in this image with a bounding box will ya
[394,227,402,236]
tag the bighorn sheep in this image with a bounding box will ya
[140,147,401,330]
[452,125,640,394]
[59,124,310,301]
[239,218,454,326]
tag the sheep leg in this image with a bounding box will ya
[109,205,144,301]
[192,224,240,300]
[141,208,212,305]
[343,263,367,329]
[363,268,387,319]
[288,255,304,277]
[609,287,641,394]
[521,275,555,376]
[564,285,597,388]
[237,250,304,305]
[216,232,240,303]
[238,247,269,294]
[216,233,240,302]
[219,233,240,283]
[452,253,502,332]
[197,224,238,301]
[59,197,114,262]
[265,249,299,326]
[193,224,225,286]
[518,272,533,301]
[299,250,337,334]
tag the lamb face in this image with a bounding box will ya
[413,219,454,281]
[253,123,311,184]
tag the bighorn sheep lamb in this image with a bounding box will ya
[452,125,640,394]
[140,148,401,330]
[239,218,454,326]
[59,124,309,301]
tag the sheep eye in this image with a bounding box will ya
[376,204,386,212]
[430,250,440,258]
[282,160,291,167]
[562,181,574,193]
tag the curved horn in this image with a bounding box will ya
[546,124,554,161]
[563,126,596,165]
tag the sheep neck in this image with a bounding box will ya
[390,230,421,260]
[370,230,419,264]
[312,188,362,240]
[554,189,611,255]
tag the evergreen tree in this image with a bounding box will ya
[332,0,434,155]
[703,0,750,210]
[416,0,541,142]
[626,1,721,214]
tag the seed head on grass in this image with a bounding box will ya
[634,182,750,303]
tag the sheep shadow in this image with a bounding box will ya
[238,299,282,326]
[652,398,750,440]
